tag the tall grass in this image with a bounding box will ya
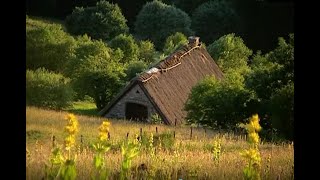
[26,107,294,179]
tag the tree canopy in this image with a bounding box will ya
[65,0,129,41]
[134,0,193,49]
[191,0,241,44]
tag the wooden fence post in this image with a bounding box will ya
[108,132,110,140]
[190,127,193,140]
[140,128,143,141]
[156,126,158,134]
[126,132,129,140]
[52,135,55,148]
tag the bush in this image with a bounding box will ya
[26,18,76,73]
[163,32,188,55]
[109,34,139,63]
[74,49,126,110]
[26,68,74,109]
[269,82,294,140]
[134,0,193,49]
[191,0,240,44]
[185,72,256,129]
[207,33,252,75]
[65,1,129,41]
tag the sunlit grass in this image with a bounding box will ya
[26,106,294,179]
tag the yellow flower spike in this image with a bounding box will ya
[99,132,108,141]
[65,135,76,151]
[250,114,262,132]
[98,120,111,142]
[248,132,260,145]
[64,113,79,135]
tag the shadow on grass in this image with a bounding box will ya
[67,108,99,117]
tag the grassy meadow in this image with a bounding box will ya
[26,106,293,179]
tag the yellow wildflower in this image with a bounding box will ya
[65,113,79,135]
[65,135,76,151]
[248,132,260,145]
[240,149,261,165]
[99,132,108,141]
[250,114,262,132]
[98,120,110,141]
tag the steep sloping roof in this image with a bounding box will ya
[99,42,224,125]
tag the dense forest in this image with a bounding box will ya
[26,0,293,140]
[26,0,294,52]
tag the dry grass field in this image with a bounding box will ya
[26,106,293,179]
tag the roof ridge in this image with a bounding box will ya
[138,43,202,82]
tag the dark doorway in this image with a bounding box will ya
[125,103,148,121]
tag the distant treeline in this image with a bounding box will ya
[26,0,293,52]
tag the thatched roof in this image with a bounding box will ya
[99,40,224,125]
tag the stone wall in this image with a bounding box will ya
[105,84,157,122]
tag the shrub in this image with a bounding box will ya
[185,72,256,129]
[26,68,74,110]
[65,1,129,41]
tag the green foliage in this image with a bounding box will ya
[26,68,74,110]
[73,49,126,110]
[191,0,241,44]
[64,37,126,109]
[134,0,193,49]
[26,130,43,141]
[125,60,147,81]
[26,18,76,73]
[120,139,140,179]
[245,34,294,140]
[109,34,139,63]
[163,32,188,55]
[153,132,175,150]
[269,82,294,140]
[185,72,256,129]
[60,160,77,180]
[92,143,111,179]
[65,35,112,78]
[207,33,252,75]
[65,1,129,41]
[150,113,162,124]
[138,40,156,64]
[45,147,65,179]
